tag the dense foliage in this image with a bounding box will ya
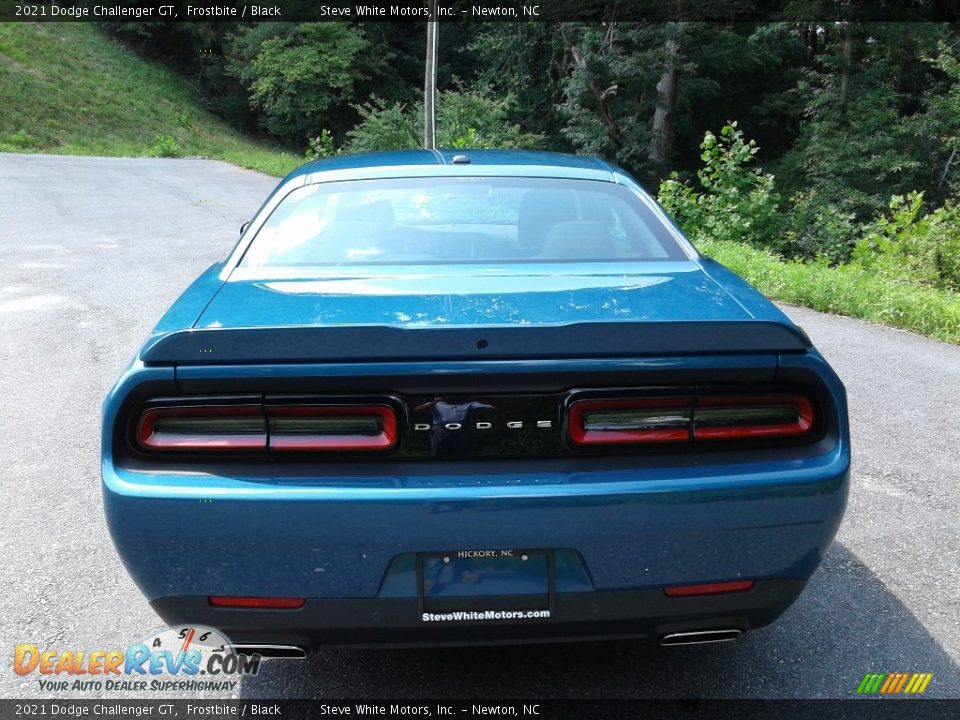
[225,23,387,142]
[338,89,543,154]
[95,20,960,277]
[659,123,781,248]
[659,119,960,344]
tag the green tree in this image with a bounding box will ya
[554,22,808,186]
[854,193,960,290]
[226,23,388,145]
[470,23,568,146]
[658,123,781,248]
[916,42,960,195]
[555,22,662,173]
[345,88,543,153]
[776,23,952,220]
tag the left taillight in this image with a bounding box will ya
[135,401,398,453]
[137,405,267,451]
[266,404,397,452]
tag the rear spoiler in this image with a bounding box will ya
[140,321,812,365]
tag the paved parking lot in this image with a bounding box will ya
[1,154,958,699]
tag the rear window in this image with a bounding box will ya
[239,176,687,267]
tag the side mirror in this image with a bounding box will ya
[240,221,250,236]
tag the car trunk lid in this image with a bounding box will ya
[141,264,811,364]
[199,263,751,329]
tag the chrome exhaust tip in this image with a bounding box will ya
[660,629,741,646]
[232,644,308,659]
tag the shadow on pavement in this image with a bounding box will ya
[238,543,959,699]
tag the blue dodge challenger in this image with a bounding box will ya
[102,149,849,652]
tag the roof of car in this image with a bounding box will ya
[289,149,622,184]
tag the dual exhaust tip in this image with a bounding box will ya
[660,629,741,646]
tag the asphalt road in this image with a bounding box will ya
[1,153,958,700]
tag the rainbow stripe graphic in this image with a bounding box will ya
[857,672,933,694]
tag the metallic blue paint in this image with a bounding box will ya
[196,263,750,330]
[288,149,616,182]
[102,150,850,644]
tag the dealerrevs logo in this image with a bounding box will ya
[13,626,260,693]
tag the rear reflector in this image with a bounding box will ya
[208,596,305,609]
[568,393,815,446]
[663,580,755,597]
[266,404,397,451]
[137,405,267,451]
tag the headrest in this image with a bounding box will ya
[539,220,615,259]
[516,189,579,248]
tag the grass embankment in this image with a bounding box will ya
[0,23,299,176]
[700,238,960,345]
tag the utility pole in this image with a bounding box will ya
[424,0,438,149]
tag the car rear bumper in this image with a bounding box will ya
[103,444,848,646]
[151,578,806,649]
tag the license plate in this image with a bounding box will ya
[417,549,553,614]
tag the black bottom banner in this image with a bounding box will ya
[2,700,959,720]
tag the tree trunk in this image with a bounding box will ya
[838,24,853,111]
[649,29,680,186]
[560,23,623,148]
[803,23,819,56]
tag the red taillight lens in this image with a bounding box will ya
[208,596,305,609]
[266,404,397,452]
[568,392,816,446]
[136,401,398,453]
[568,398,692,445]
[137,405,267,451]
[692,394,814,440]
[664,580,755,597]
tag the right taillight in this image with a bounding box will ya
[692,394,814,440]
[568,392,816,446]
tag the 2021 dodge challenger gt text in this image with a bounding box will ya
[102,149,849,651]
